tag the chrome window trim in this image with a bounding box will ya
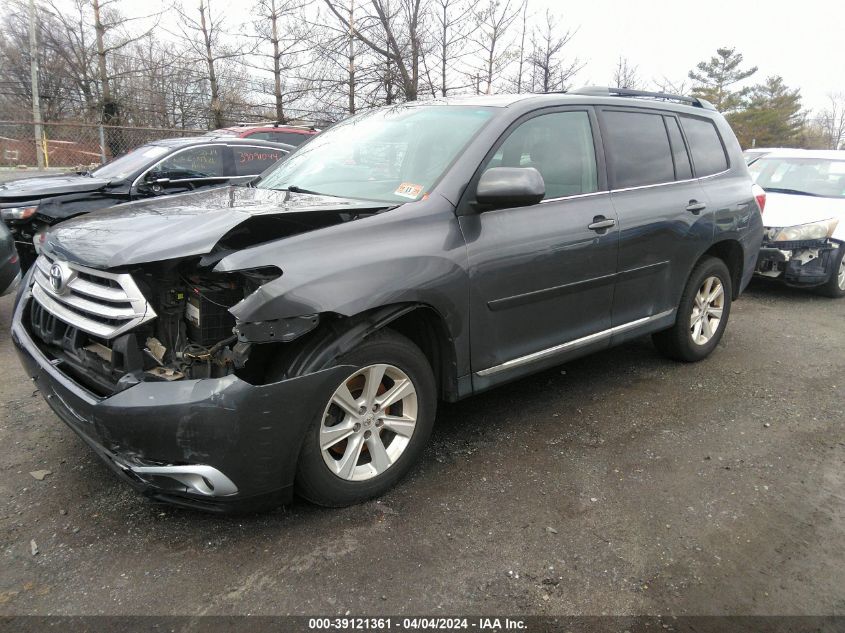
[539,190,608,204]
[609,167,729,193]
[476,309,675,377]
[536,167,730,202]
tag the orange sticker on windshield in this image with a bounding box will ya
[395,182,424,199]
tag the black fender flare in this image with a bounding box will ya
[276,303,422,379]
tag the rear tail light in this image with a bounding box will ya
[752,183,766,213]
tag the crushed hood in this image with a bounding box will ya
[44,186,392,269]
[0,173,111,200]
[762,191,845,230]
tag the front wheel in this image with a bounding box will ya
[653,256,733,362]
[816,244,845,298]
[295,330,436,507]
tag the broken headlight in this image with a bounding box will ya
[1,205,38,221]
[770,218,838,242]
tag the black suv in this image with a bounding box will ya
[12,88,763,511]
[1,136,292,270]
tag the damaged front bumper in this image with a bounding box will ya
[755,239,841,287]
[12,292,352,512]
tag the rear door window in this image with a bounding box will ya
[231,146,287,176]
[601,110,674,189]
[680,116,729,176]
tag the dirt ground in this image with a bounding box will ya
[0,277,843,617]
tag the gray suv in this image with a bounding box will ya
[12,87,764,511]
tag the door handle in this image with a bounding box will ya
[686,200,707,214]
[588,217,616,232]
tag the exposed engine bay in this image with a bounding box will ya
[27,259,291,395]
[24,196,390,396]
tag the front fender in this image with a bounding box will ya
[215,199,471,374]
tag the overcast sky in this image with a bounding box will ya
[121,0,844,113]
[534,0,844,112]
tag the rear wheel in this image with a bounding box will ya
[295,330,436,507]
[815,244,845,298]
[653,256,733,362]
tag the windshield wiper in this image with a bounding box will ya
[286,185,324,196]
[764,187,822,197]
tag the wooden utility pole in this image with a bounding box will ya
[28,0,44,168]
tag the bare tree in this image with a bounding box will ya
[176,0,250,128]
[324,0,427,102]
[527,9,581,93]
[514,0,527,92]
[40,0,99,117]
[91,0,161,128]
[430,0,471,96]
[0,2,85,121]
[345,0,356,111]
[469,0,521,94]
[245,0,313,123]
[612,56,642,90]
[653,76,689,96]
[817,93,845,150]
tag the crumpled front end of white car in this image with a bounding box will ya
[755,218,840,286]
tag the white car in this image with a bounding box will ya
[743,147,782,165]
[750,149,845,297]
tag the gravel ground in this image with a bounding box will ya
[0,280,843,617]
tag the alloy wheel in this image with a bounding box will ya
[690,276,724,345]
[320,364,418,481]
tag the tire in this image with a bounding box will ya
[294,329,437,507]
[652,256,733,362]
[815,244,845,298]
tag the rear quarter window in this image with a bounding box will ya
[680,116,729,176]
[602,110,675,189]
[664,116,693,180]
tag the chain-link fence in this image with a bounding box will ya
[0,121,207,170]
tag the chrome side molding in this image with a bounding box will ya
[477,309,675,377]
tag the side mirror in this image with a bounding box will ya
[476,167,545,210]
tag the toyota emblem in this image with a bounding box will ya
[49,263,66,293]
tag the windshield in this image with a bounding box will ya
[257,105,495,202]
[749,156,845,199]
[91,144,169,180]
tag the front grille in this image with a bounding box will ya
[30,253,156,340]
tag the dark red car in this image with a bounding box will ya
[206,123,319,146]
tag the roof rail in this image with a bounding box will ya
[568,86,716,110]
[232,121,320,130]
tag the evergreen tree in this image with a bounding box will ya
[688,47,757,112]
[729,76,804,149]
